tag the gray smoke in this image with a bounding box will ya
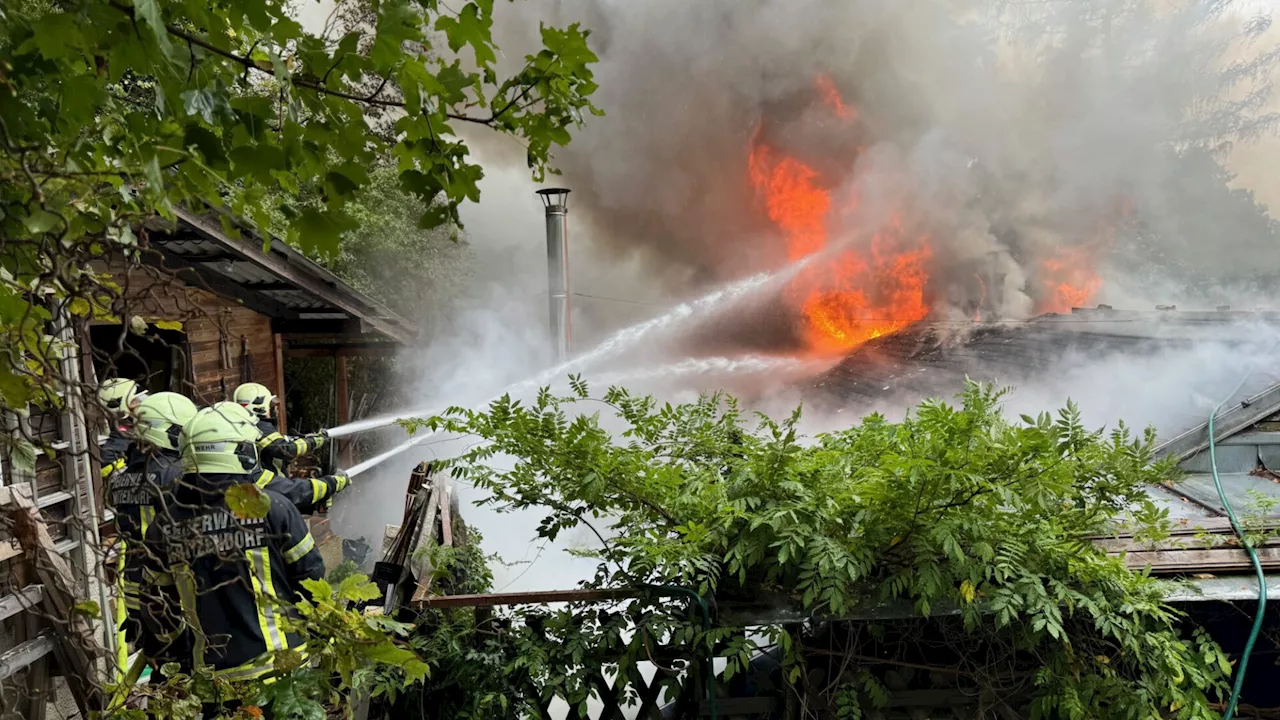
[483,0,1280,339]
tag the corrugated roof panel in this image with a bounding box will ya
[1180,445,1259,474]
[1146,486,1216,520]
[1172,472,1280,514]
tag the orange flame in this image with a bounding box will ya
[814,75,855,121]
[1039,246,1102,314]
[748,78,930,354]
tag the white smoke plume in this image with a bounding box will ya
[475,0,1280,344]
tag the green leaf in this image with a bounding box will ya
[180,87,231,125]
[132,0,179,61]
[229,144,287,184]
[292,208,357,258]
[226,483,272,519]
[23,210,60,235]
[301,577,334,602]
[359,640,420,668]
[155,320,184,331]
[336,574,382,602]
[73,600,100,619]
[0,366,31,408]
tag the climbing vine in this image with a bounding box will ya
[393,380,1231,719]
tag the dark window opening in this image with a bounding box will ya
[89,324,190,396]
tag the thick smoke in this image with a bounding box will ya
[485,0,1280,338]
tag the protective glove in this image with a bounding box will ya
[306,431,328,448]
[334,472,351,492]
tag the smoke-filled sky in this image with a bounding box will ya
[471,0,1280,352]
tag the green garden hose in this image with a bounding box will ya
[1208,365,1272,719]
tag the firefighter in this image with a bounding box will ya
[211,401,351,514]
[232,382,329,477]
[98,378,147,480]
[141,404,326,696]
[108,392,196,673]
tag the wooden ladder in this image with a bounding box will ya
[0,484,105,719]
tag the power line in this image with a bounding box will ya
[571,292,665,307]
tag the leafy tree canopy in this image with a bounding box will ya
[0,0,600,408]
[401,381,1231,719]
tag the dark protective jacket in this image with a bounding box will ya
[252,468,347,516]
[100,426,132,479]
[107,448,183,644]
[255,418,326,476]
[140,472,325,680]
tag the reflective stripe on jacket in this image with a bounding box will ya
[253,469,344,515]
[141,473,325,678]
[255,419,326,475]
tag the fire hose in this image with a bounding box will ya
[1207,339,1280,720]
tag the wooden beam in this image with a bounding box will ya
[274,333,287,435]
[273,319,368,336]
[336,355,351,467]
[174,208,415,344]
[284,346,399,358]
[415,588,639,609]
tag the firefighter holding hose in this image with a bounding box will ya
[140,404,326,707]
[233,382,330,476]
[215,399,351,514]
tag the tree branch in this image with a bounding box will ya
[107,0,533,126]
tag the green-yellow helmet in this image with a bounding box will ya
[180,404,262,475]
[232,382,276,420]
[134,392,198,452]
[99,378,147,416]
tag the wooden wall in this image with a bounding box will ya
[96,260,279,407]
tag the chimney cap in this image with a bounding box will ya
[536,188,571,209]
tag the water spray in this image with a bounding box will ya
[326,258,815,443]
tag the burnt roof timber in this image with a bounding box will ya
[171,207,415,345]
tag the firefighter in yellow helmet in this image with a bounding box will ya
[232,382,332,476]
[140,404,326,693]
[212,400,350,514]
[98,378,148,481]
[108,392,196,674]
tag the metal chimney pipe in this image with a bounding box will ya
[537,188,572,360]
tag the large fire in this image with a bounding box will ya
[749,75,1110,350]
[748,78,931,355]
[1038,246,1102,314]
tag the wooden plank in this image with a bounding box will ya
[274,333,288,435]
[408,485,443,604]
[1119,546,1280,574]
[336,355,351,467]
[440,478,453,548]
[0,636,54,682]
[415,588,639,609]
[0,538,23,564]
[1099,515,1280,539]
[0,585,44,623]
